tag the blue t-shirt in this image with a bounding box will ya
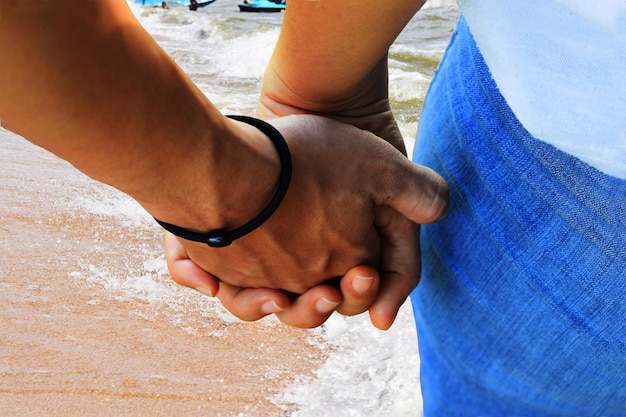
[457,0,626,178]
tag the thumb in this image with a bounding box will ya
[381,160,449,225]
[165,232,220,297]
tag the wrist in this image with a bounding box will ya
[129,109,282,238]
[154,116,291,247]
[260,58,406,154]
[211,116,283,232]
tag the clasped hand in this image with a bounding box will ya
[166,114,448,329]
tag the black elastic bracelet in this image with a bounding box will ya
[154,115,292,248]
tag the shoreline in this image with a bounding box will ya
[0,129,326,417]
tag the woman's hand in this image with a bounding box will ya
[165,115,448,329]
[166,232,384,328]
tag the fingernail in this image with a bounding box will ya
[352,274,374,294]
[315,297,340,314]
[195,286,214,297]
[261,300,283,315]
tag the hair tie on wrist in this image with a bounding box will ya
[154,115,292,248]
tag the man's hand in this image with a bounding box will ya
[166,115,448,329]
[166,232,383,328]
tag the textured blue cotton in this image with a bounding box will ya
[411,16,626,416]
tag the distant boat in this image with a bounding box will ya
[189,0,217,10]
[238,0,285,13]
[134,0,216,10]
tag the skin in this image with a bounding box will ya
[167,113,447,329]
[0,0,447,331]
[168,0,443,330]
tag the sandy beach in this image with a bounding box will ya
[0,129,326,417]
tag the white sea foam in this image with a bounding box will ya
[277,302,423,417]
[74,184,155,230]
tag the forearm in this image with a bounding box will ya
[0,0,278,230]
[260,0,426,151]
[264,0,425,107]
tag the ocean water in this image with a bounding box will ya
[1,1,459,415]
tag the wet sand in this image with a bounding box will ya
[0,129,326,416]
